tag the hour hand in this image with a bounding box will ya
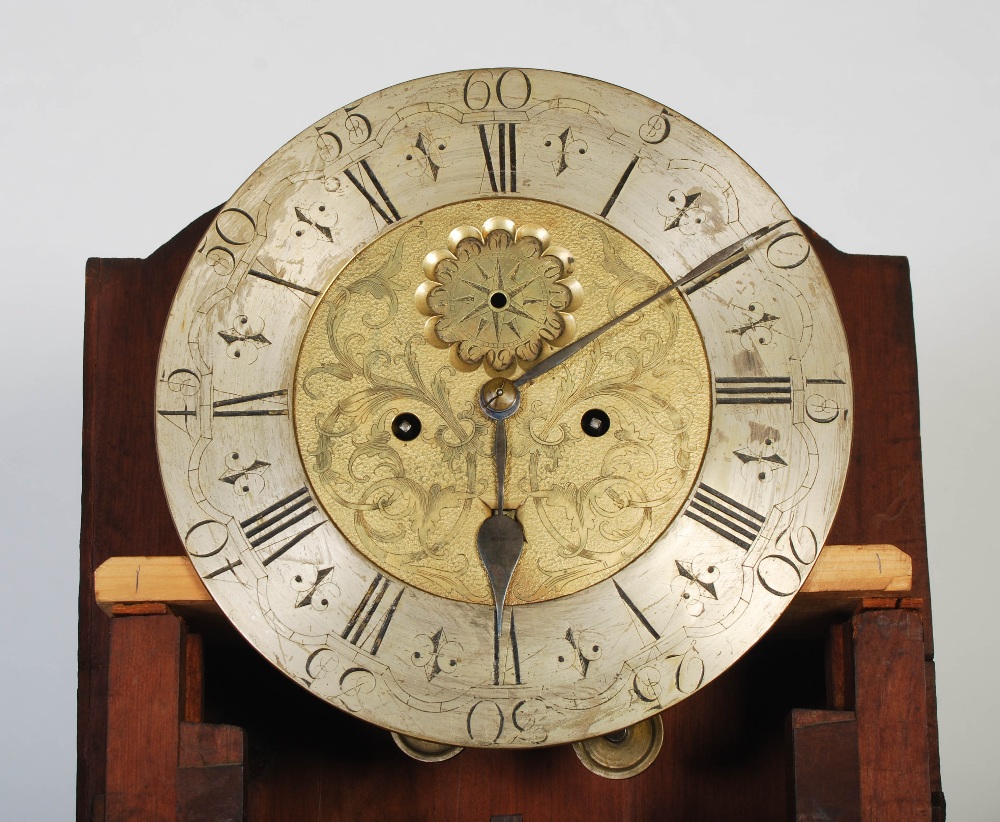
[477,378,524,684]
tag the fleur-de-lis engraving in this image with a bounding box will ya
[539,126,588,176]
[403,132,451,182]
[218,446,271,495]
[219,315,270,364]
[411,627,463,681]
[557,627,603,678]
[734,423,786,483]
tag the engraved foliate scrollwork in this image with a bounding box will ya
[416,218,582,376]
[295,199,710,606]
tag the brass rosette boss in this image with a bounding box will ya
[415,218,582,377]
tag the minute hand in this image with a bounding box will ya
[513,219,789,389]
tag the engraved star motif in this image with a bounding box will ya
[415,218,582,376]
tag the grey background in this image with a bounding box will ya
[2,1,995,818]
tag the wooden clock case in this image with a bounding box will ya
[78,208,944,821]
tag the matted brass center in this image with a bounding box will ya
[294,198,711,605]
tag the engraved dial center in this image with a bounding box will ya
[293,198,711,607]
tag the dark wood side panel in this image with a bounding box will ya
[788,709,861,822]
[803,225,933,648]
[78,209,219,821]
[853,608,932,822]
[106,614,184,822]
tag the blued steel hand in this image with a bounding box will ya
[513,220,789,389]
[476,378,524,685]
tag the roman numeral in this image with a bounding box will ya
[247,267,320,297]
[714,377,791,405]
[342,574,404,656]
[239,487,324,566]
[478,123,517,193]
[213,389,288,417]
[493,608,523,686]
[203,557,243,580]
[600,155,639,217]
[613,580,661,642]
[684,483,765,551]
[343,159,401,225]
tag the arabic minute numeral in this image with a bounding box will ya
[639,107,672,144]
[805,376,849,423]
[462,69,532,111]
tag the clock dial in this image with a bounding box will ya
[156,69,852,748]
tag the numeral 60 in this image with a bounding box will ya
[463,69,532,111]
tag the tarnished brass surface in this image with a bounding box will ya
[391,732,464,762]
[293,198,711,605]
[572,715,664,779]
[418,217,580,375]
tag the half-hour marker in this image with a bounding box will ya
[599,155,639,218]
[247,267,321,297]
[511,612,522,684]
[675,560,718,599]
[478,123,517,193]
[684,483,765,551]
[714,377,791,405]
[613,580,660,641]
[343,159,401,225]
[238,486,323,565]
[342,574,404,656]
[213,388,288,417]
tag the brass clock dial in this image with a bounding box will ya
[156,69,852,749]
